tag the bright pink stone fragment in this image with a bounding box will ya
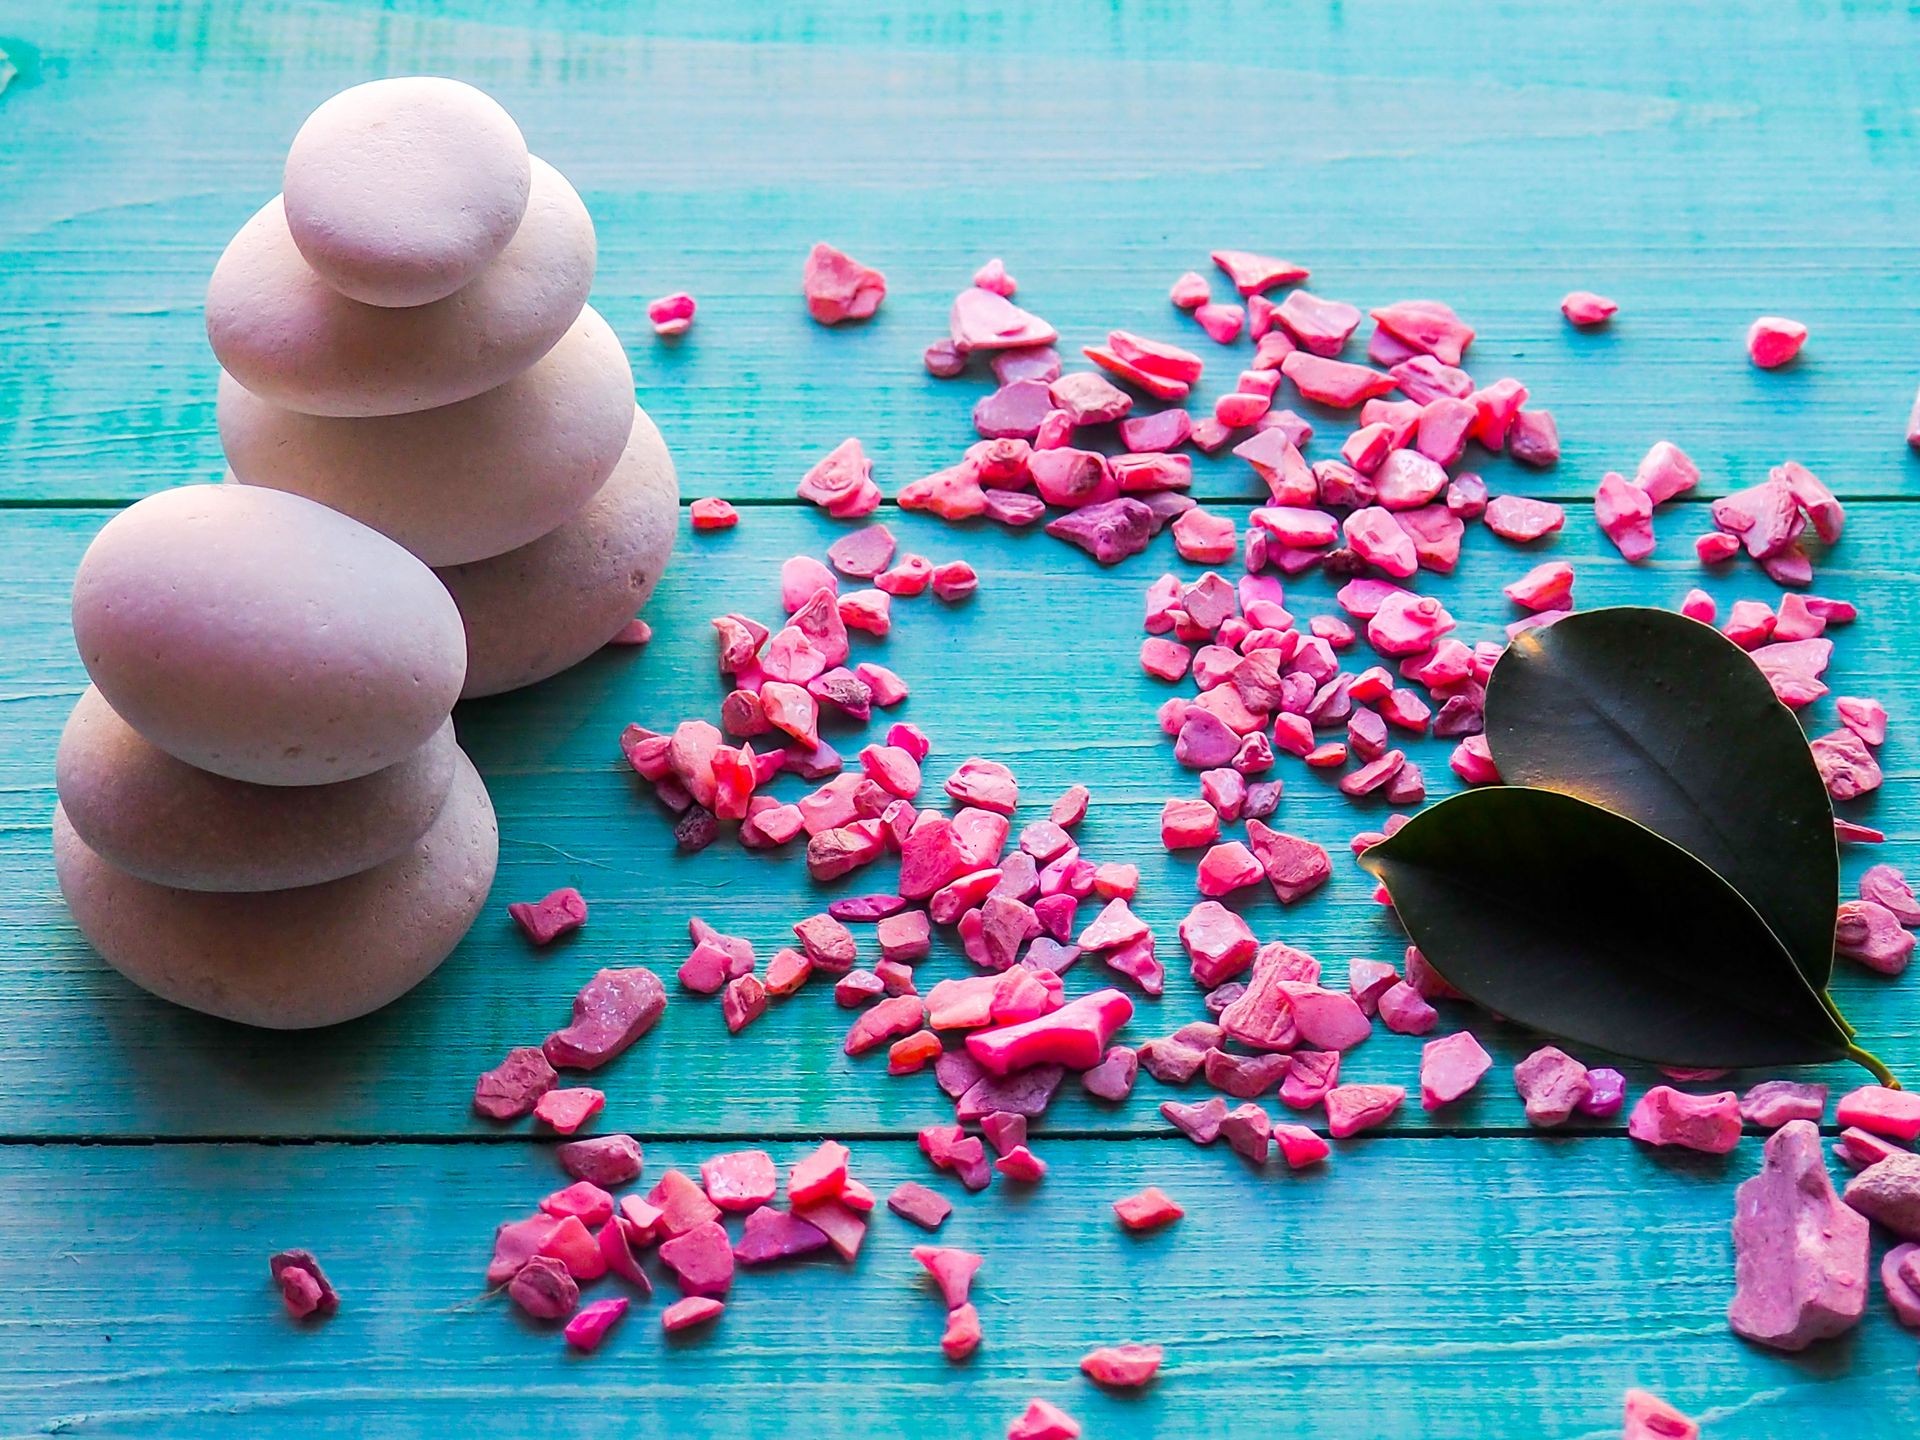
[913,1244,983,1310]
[965,988,1134,1076]
[508,1254,579,1320]
[646,292,695,336]
[733,1205,832,1266]
[1513,1046,1591,1128]
[1594,472,1656,561]
[543,965,668,1071]
[1080,1342,1164,1388]
[1211,249,1309,295]
[1007,1398,1083,1440]
[1635,441,1699,505]
[1859,863,1920,923]
[699,1150,778,1213]
[804,243,886,325]
[1196,841,1263,896]
[1179,901,1257,988]
[1836,696,1888,746]
[953,286,1057,351]
[690,497,738,530]
[1273,1123,1331,1168]
[564,1293,630,1352]
[1622,1390,1698,1440]
[845,995,927,1055]
[1324,1083,1404,1138]
[1193,302,1246,345]
[1170,271,1211,309]
[1282,352,1396,408]
[1173,508,1237,564]
[1747,315,1808,368]
[1730,1119,1869,1350]
[1343,507,1418,578]
[1835,1085,1920,1142]
[1843,1151,1920,1239]
[1560,291,1617,327]
[1679,588,1716,623]
[474,1045,558,1120]
[534,1087,605,1135]
[541,1180,615,1227]
[1812,729,1883,802]
[1504,561,1573,611]
[652,1221,725,1305]
[1370,300,1474,365]
[972,257,1017,296]
[941,1303,982,1361]
[1627,1086,1742,1153]
[269,1249,338,1320]
[1419,1031,1492,1110]
[660,1296,725,1332]
[508,887,587,946]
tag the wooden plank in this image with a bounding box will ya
[0,502,1913,1139]
[3,1,1920,502]
[0,1135,1910,1439]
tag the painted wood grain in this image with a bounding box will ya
[2,502,1913,1139]
[0,1136,1911,1439]
[3,2,1920,503]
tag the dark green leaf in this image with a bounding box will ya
[1358,786,1852,1070]
[1484,606,1838,991]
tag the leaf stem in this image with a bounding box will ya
[1846,1043,1899,1089]
[1819,990,1857,1039]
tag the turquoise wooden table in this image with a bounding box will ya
[3,2,1919,1435]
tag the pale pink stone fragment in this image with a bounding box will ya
[1193,302,1245,345]
[804,243,886,325]
[1508,410,1560,468]
[1749,637,1831,708]
[1559,291,1617,327]
[1245,819,1330,904]
[1740,1080,1829,1129]
[1513,1046,1591,1127]
[544,967,668,1071]
[1080,1341,1164,1388]
[1420,1031,1492,1110]
[1635,441,1699,505]
[1343,507,1418,578]
[1211,249,1309,295]
[1324,1083,1404,1138]
[1282,352,1397,408]
[952,286,1056,351]
[661,1296,725,1332]
[1595,472,1656,561]
[1377,981,1437,1035]
[1711,476,1804,559]
[1196,841,1264,897]
[1275,290,1361,355]
[1812,729,1883,802]
[505,885,590,947]
[1367,590,1455,654]
[1747,315,1808,368]
[1170,271,1211,309]
[1843,1151,1920,1240]
[1835,899,1913,975]
[1628,1086,1742,1153]
[1179,901,1258,988]
[1859,864,1920,923]
[1483,494,1565,543]
[1679,588,1716,623]
[1882,1244,1920,1328]
[1370,300,1474,365]
[1622,1390,1698,1440]
[1274,1123,1331,1167]
[1504,561,1574,611]
[1729,1120,1869,1350]
[1695,531,1741,564]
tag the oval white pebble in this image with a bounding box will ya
[283,77,532,309]
[220,305,635,565]
[207,155,594,417]
[55,749,497,1029]
[71,485,467,786]
[57,686,458,892]
[438,407,677,697]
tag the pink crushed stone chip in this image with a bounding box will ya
[508,887,587,946]
[269,1249,338,1320]
[1835,696,1887,747]
[1278,1050,1338,1109]
[827,525,897,580]
[1560,291,1618,327]
[734,1206,832,1266]
[1324,1083,1404,1138]
[1513,1046,1591,1128]
[541,1180,615,1227]
[1219,1102,1273,1164]
[509,1254,579,1320]
[913,1244,983,1310]
[1835,1085,1920,1142]
[1049,371,1134,425]
[1859,864,1920,923]
[953,286,1058,351]
[1273,1123,1331,1168]
[474,1046,558,1120]
[1161,1095,1229,1144]
[1747,315,1808,369]
[1008,1399,1083,1440]
[1843,1151,1920,1239]
[1195,841,1263,897]
[1680,588,1716,623]
[1080,1340,1165,1387]
[1883,1244,1920,1328]
[1170,271,1211,309]
[700,1150,778,1212]
[1740,1081,1829,1129]
[993,1145,1047,1183]
[543,967,667,1072]
[1211,249,1308,295]
[1282,352,1396,408]
[558,1133,643,1188]
[534,1087,605,1135]
[804,243,886,325]
[973,257,1017,297]
[1484,494,1566,543]
[845,995,928,1055]
[1371,299,1474,366]
[661,1295,725,1332]
[1419,1031,1492,1110]
[1628,1086,1742,1153]
[690,497,738,531]
[1622,1390,1698,1440]
[564,1295,629,1352]
[1635,440,1700,505]
[646,292,695,336]
[888,1181,954,1230]
[1812,730,1883,803]
[1730,1120,1868,1350]
[1595,472,1656,561]
[1377,981,1437,1035]
[660,1217,737,1299]
[1503,561,1573,611]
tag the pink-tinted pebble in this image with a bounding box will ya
[1419,1031,1492,1110]
[1747,315,1807,369]
[474,1045,558,1120]
[1324,1084,1403,1138]
[1623,1390,1699,1440]
[1080,1341,1164,1388]
[661,1295,725,1332]
[508,886,587,946]
[564,1295,629,1351]
[1627,1086,1741,1153]
[1483,495,1565,543]
[689,497,738,531]
[804,243,886,325]
[1560,291,1617,327]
